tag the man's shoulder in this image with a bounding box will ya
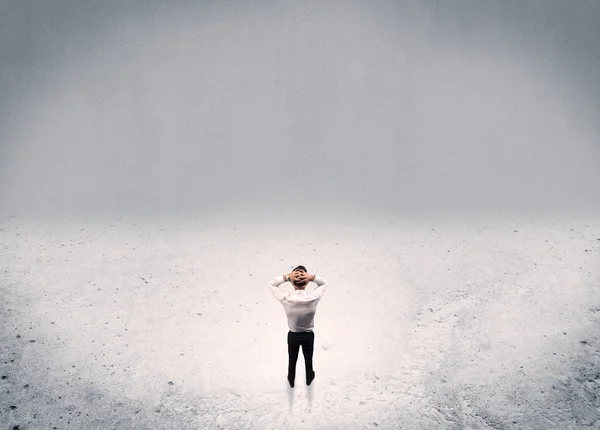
[284,294,317,303]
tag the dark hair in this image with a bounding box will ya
[293,265,307,272]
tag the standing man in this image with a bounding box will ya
[268,265,328,388]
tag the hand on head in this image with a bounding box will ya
[295,271,315,283]
[288,268,315,288]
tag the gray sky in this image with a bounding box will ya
[1,0,599,218]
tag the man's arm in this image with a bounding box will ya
[312,275,328,299]
[267,274,289,302]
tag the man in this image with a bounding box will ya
[268,265,328,388]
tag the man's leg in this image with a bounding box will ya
[287,331,301,387]
[301,331,315,385]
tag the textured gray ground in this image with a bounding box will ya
[1,212,599,429]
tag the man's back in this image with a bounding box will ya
[268,275,328,332]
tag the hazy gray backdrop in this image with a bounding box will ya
[2,3,600,428]
[1,0,600,218]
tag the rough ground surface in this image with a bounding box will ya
[1,211,599,429]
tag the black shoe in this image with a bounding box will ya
[287,375,295,388]
[307,371,315,386]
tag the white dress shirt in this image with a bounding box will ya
[268,275,328,332]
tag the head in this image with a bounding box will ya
[291,265,308,290]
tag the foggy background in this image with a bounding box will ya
[2,3,600,428]
[1,0,600,219]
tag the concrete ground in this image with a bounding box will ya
[1,210,599,429]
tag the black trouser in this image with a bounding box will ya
[287,330,315,383]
